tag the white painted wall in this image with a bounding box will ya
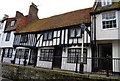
[117,11,120,39]
[96,11,119,40]
[112,41,120,72]
[1,31,15,47]
[61,46,92,72]
[0,20,7,62]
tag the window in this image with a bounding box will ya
[20,34,28,43]
[16,49,29,59]
[3,48,13,58]
[101,0,112,6]
[69,28,81,38]
[0,22,3,29]
[39,49,54,62]
[9,20,16,27]
[43,32,53,40]
[67,48,87,63]
[102,12,116,29]
[5,32,11,41]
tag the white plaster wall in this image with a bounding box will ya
[61,46,92,72]
[117,11,120,39]
[96,11,119,40]
[36,47,54,68]
[112,41,120,72]
[1,31,15,47]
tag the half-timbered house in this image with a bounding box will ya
[14,8,92,72]
[91,0,120,73]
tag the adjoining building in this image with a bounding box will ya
[91,0,120,73]
[0,3,39,65]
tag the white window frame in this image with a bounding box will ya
[102,11,117,29]
[10,20,16,27]
[101,0,112,6]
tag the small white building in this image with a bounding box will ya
[91,0,120,73]
[1,3,39,64]
[0,18,7,62]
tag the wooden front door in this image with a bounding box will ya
[52,46,62,69]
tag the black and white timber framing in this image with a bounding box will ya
[13,24,91,48]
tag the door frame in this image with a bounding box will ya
[52,46,62,69]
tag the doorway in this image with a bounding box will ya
[52,46,62,69]
[98,43,112,71]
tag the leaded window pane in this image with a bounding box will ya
[76,29,81,37]
[48,32,52,40]
[70,29,75,37]
[39,49,54,62]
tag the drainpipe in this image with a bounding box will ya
[91,14,97,72]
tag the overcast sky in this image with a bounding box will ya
[0,0,95,19]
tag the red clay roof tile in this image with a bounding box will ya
[18,7,92,33]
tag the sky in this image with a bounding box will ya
[0,0,95,19]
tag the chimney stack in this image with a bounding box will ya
[26,2,39,25]
[15,11,24,19]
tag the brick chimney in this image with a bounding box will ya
[15,11,24,19]
[26,3,39,25]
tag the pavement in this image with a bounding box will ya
[0,77,12,81]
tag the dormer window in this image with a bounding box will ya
[10,20,16,27]
[101,0,112,6]
[69,28,82,38]
[43,32,53,40]
[102,11,116,29]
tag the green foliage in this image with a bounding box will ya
[1,63,120,81]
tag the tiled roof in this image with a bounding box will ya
[15,16,28,31]
[17,7,92,33]
[5,16,28,32]
[95,1,120,12]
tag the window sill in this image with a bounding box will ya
[102,27,118,30]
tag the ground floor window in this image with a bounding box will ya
[39,49,54,62]
[15,49,29,59]
[3,48,13,58]
[67,48,87,63]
